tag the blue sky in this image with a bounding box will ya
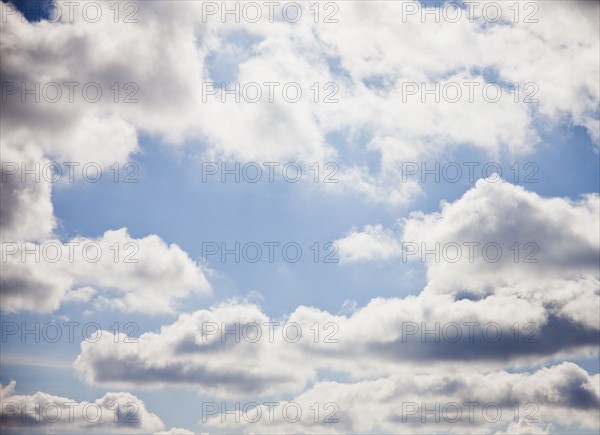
[1,1,599,433]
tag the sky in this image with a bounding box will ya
[0,0,599,433]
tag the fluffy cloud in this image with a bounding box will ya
[2,1,598,207]
[0,228,211,314]
[0,380,164,433]
[0,142,55,242]
[338,178,600,333]
[315,0,599,151]
[1,3,598,434]
[1,6,214,315]
[336,179,599,324]
[153,428,195,435]
[73,289,599,398]
[73,181,599,397]
[74,300,316,398]
[338,179,599,268]
[402,178,599,294]
[202,362,599,433]
[335,223,402,263]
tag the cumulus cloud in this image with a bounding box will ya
[74,300,316,398]
[315,0,599,151]
[73,289,599,398]
[0,380,164,433]
[0,142,55,242]
[1,10,214,315]
[335,223,402,263]
[401,178,599,294]
[337,177,598,275]
[73,181,599,398]
[336,179,600,344]
[2,1,598,207]
[154,428,195,435]
[0,228,211,314]
[2,3,598,434]
[202,362,599,433]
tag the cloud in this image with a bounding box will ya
[0,142,55,242]
[0,380,164,433]
[335,223,402,263]
[73,290,599,398]
[0,228,211,314]
[315,1,599,150]
[64,178,598,431]
[337,179,599,271]
[154,428,195,435]
[202,362,599,433]
[72,181,599,397]
[496,421,551,435]
[1,3,598,434]
[74,300,316,398]
[401,178,599,295]
[336,178,600,329]
[2,1,597,207]
[1,6,214,316]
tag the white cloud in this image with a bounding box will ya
[63,286,97,304]
[0,380,164,433]
[154,428,195,435]
[336,178,599,281]
[203,362,599,433]
[0,142,55,242]
[74,300,316,398]
[336,179,600,335]
[2,1,597,207]
[73,287,599,398]
[29,174,592,433]
[401,179,599,297]
[1,3,598,433]
[315,1,599,150]
[0,228,211,314]
[71,181,599,398]
[335,224,402,263]
[496,421,551,435]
